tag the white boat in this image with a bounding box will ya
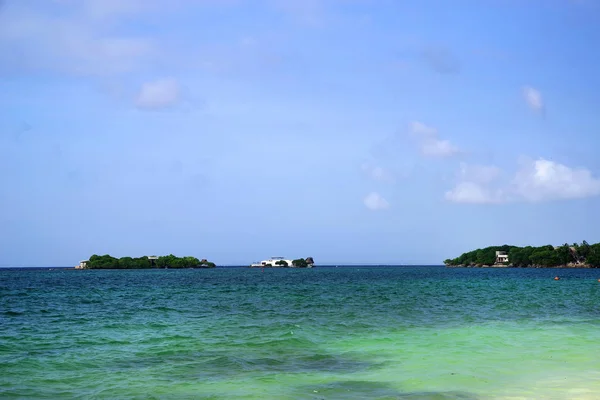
[249,256,314,268]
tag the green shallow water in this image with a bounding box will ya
[1,267,600,399]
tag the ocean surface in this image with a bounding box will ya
[1,266,600,399]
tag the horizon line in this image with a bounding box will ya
[0,264,445,268]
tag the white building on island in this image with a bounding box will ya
[249,256,314,268]
[495,251,509,264]
[250,256,293,267]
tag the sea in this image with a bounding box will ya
[1,266,600,399]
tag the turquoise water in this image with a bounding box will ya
[1,267,600,399]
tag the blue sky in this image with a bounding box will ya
[2,0,600,266]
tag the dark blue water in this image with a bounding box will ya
[2,267,600,399]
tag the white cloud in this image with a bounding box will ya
[136,78,181,110]
[0,2,156,76]
[421,139,460,157]
[512,158,600,202]
[361,162,395,183]
[445,158,600,204]
[445,182,504,204]
[0,1,283,79]
[363,192,389,210]
[410,121,437,136]
[522,86,544,112]
[410,121,460,157]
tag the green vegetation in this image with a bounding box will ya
[86,254,216,269]
[444,241,600,268]
[250,257,315,268]
[292,258,309,268]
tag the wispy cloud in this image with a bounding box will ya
[445,182,505,205]
[410,121,461,158]
[361,162,396,184]
[363,192,389,210]
[457,162,502,185]
[136,78,182,110]
[522,86,544,113]
[0,1,156,76]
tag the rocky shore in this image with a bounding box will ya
[446,262,596,268]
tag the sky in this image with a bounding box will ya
[2,0,600,266]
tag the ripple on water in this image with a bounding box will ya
[2,267,600,399]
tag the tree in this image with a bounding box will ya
[508,248,525,267]
[292,258,308,268]
[529,249,560,267]
[88,254,119,269]
[478,248,497,265]
[509,246,536,267]
[200,261,216,268]
[444,241,600,268]
[275,260,289,267]
[83,254,214,269]
[586,244,600,267]
[157,254,177,268]
[579,241,591,259]
[555,244,575,265]
[133,257,152,269]
[118,257,135,269]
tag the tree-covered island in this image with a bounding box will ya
[77,254,216,269]
[444,241,600,268]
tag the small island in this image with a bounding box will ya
[444,241,600,268]
[249,256,315,268]
[76,254,216,269]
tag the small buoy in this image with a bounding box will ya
[554,276,560,280]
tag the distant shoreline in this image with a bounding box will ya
[5,264,600,270]
[446,264,598,269]
[77,254,216,270]
[444,242,600,269]
[2,265,448,270]
[3,264,600,271]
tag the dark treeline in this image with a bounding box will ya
[277,258,312,268]
[86,254,216,269]
[444,241,600,268]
